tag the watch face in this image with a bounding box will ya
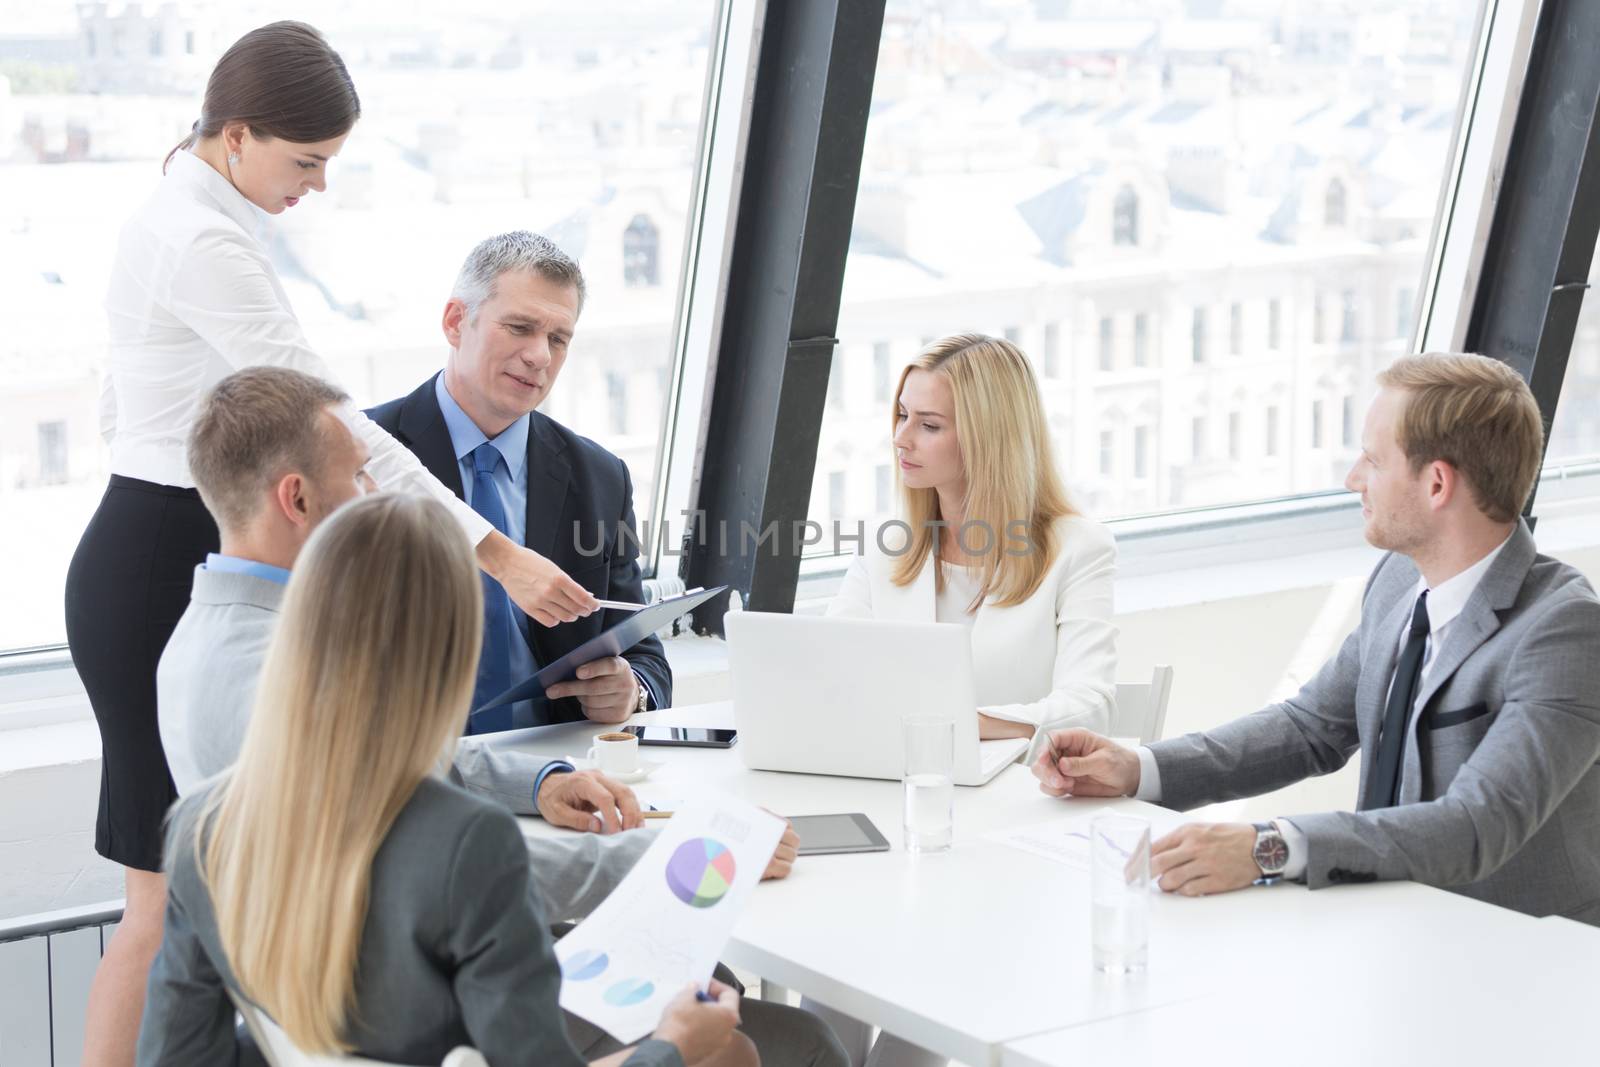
[1254,834,1289,874]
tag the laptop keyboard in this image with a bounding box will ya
[979,739,1027,775]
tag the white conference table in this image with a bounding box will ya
[492,702,1594,1066]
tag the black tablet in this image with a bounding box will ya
[787,813,890,855]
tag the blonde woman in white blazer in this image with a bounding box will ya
[805,333,1117,1067]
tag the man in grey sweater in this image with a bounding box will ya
[156,366,657,919]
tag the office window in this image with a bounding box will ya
[1342,395,1356,448]
[829,470,847,522]
[1341,289,1358,342]
[1313,293,1327,344]
[1544,241,1600,464]
[828,353,846,408]
[1396,287,1415,339]
[1043,321,1061,377]
[1229,303,1243,357]
[1311,399,1324,449]
[1325,178,1348,227]
[1004,325,1021,344]
[1266,406,1281,458]
[1,3,721,650]
[1228,411,1242,461]
[1133,425,1150,479]
[607,372,628,435]
[1191,416,1206,460]
[1099,430,1114,476]
[801,0,1482,550]
[1098,316,1115,371]
[1113,186,1139,246]
[873,341,892,402]
[875,463,891,515]
[38,421,69,485]
[622,214,660,287]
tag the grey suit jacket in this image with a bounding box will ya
[155,565,654,922]
[137,777,682,1067]
[1150,521,1600,923]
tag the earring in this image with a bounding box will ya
[227,153,239,165]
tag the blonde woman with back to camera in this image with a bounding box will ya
[807,333,1118,1067]
[136,493,754,1067]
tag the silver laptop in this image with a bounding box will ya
[725,612,1029,786]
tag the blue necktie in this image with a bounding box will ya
[467,443,518,734]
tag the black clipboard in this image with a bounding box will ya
[471,585,727,717]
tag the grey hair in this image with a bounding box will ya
[450,231,586,319]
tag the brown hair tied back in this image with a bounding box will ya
[164,21,360,172]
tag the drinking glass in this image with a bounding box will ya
[1090,812,1151,974]
[901,715,954,852]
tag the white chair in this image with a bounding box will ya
[232,992,488,1067]
[1111,665,1174,744]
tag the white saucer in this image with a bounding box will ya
[570,757,663,784]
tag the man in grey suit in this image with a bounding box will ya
[1034,353,1600,923]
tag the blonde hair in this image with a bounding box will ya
[197,493,483,1054]
[889,333,1075,607]
[1376,352,1544,523]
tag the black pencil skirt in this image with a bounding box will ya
[64,475,219,872]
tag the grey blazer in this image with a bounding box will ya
[1150,521,1600,923]
[136,777,682,1067]
[154,564,654,923]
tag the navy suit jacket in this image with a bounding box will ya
[367,374,671,723]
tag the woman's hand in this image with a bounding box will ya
[978,712,1035,741]
[476,531,598,627]
[652,980,741,1065]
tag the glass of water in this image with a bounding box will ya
[902,715,954,852]
[1090,812,1151,974]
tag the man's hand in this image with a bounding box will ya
[761,824,799,881]
[544,656,639,723]
[1031,728,1141,797]
[536,768,643,834]
[1150,822,1259,896]
[476,531,598,627]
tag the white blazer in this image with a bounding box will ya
[828,514,1117,760]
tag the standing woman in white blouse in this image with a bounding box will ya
[806,333,1118,1067]
[64,23,596,1066]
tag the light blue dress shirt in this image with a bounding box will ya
[204,553,290,586]
[435,374,543,724]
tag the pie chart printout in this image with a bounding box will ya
[562,949,609,982]
[604,978,656,1007]
[666,837,737,908]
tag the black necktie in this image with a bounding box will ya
[1363,591,1430,810]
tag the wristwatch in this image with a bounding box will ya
[1251,821,1289,884]
[632,671,650,714]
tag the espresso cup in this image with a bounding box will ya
[586,731,640,775]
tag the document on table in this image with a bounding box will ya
[987,811,1186,871]
[555,792,785,1043]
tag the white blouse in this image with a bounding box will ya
[101,150,491,544]
[934,561,982,627]
[828,514,1117,760]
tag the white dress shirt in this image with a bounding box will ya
[1134,534,1513,879]
[101,150,490,543]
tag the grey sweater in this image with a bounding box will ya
[137,778,682,1067]
[154,564,654,922]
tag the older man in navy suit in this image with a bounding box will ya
[368,232,670,732]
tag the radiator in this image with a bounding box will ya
[0,900,125,1067]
